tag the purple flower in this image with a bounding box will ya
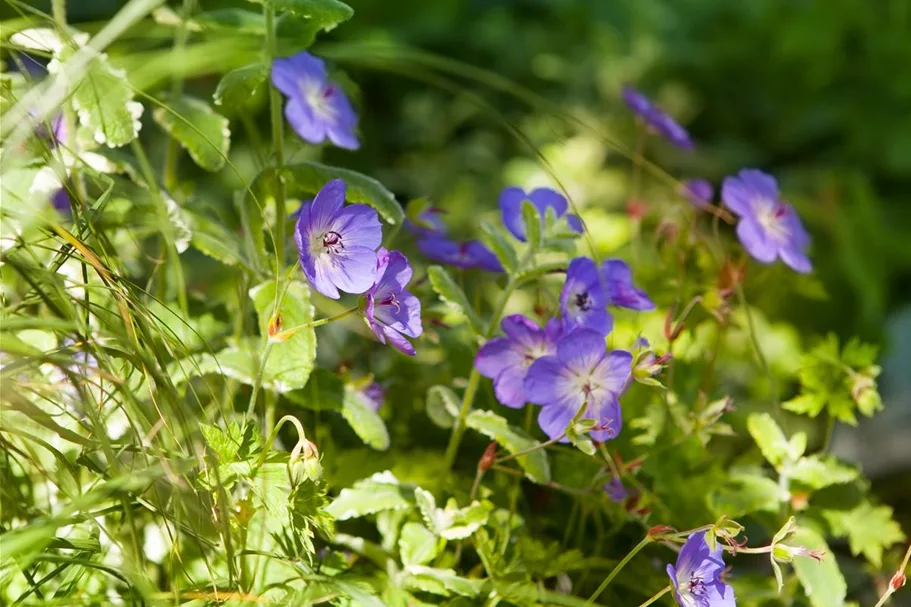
[417,237,503,272]
[561,257,612,335]
[294,179,382,299]
[524,329,632,442]
[499,186,582,242]
[601,259,655,311]
[364,248,423,356]
[667,531,736,607]
[361,382,385,411]
[475,315,563,408]
[603,478,628,503]
[271,51,359,150]
[681,179,714,209]
[406,207,447,238]
[621,86,694,149]
[721,169,811,273]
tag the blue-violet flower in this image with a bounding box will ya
[417,237,503,272]
[561,257,612,335]
[499,186,582,241]
[666,531,736,607]
[364,248,423,356]
[622,86,694,149]
[601,259,655,311]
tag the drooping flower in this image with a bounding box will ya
[561,257,612,335]
[271,51,359,150]
[601,259,655,311]
[621,85,694,149]
[680,179,714,209]
[295,179,382,299]
[524,329,632,442]
[406,207,447,238]
[499,186,583,242]
[666,531,736,607]
[364,248,423,356]
[475,315,563,408]
[604,478,628,504]
[721,169,811,273]
[417,237,503,272]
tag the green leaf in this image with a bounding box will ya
[425,385,460,429]
[194,9,265,33]
[465,410,550,484]
[788,456,858,490]
[398,522,438,566]
[822,503,906,567]
[747,413,802,468]
[199,422,260,463]
[214,63,268,112]
[281,162,404,225]
[399,565,483,597]
[707,470,783,517]
[250,280,317,392]
[415,488,493,540]
[186,210,250,269]
[153,95,230,172]
[325,471,412,520]
[247,0,353,31]
[286,368,345,411]
[792,527,846,607]
[341,385,390,451]
[427,265,484,335]
[783,393,827,418]
[479,220,519,273]
[521,200,542,251]
[63,47,142,147]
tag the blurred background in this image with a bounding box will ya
[6,0,911,557]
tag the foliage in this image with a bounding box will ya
[0,1,907,607]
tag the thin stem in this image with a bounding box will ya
[264,4,287,271]
[586,536,652,605]
[495,434,563,465]
[872,542,911,607]
[734,282,778,408]
[51,0,66,28]
[244,341,274,420]
[162,0,196,190]
[274,306,360,341]
[637,586,671,607]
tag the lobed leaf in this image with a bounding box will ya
[465,410,550,484]
[153,95,231,172]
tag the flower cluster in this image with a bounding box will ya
[294,179,423,355]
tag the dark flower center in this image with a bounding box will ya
[772,205,787,220]
[322,231,344,253]
[379,293,400,312]
[687,575,707,597]
[575,291,593,311]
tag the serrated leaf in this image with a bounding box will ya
[154,95,230,171]
[427,265,484,335]
[399,522,438,566]
[62,48,142,147]
[425,385,459,429]
[250,280,316,392]
[783,393,827,417]
[822,503,906,567]
[194,8,265,33]
[281,162,404,225]
[342,385,390,451]
[707,470,783,517]
[186,210,250,269]
[788,456,858,490]
[246,0,353,31]
[792,527,846,607]
[415,488,492,540]
[465,410,550,484]
[214,62,268,111]
[325,471,412,520]
[521,200,542,251]
[479,220,518,273]
[399,565,483,597]
[747,413,800,468]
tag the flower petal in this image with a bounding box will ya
[529,187,568,218]
[593,350,634,396]
[475,338,522,379]
[736,218,778,264]
[331,202,382,250]
[537,402,577,442]
[780,243,812,273]
[493,366,529,408]
[501,314,542,349]
[499,186,527,241]
[317,244,379,295]
[587,397,623,442]
[285,99,327,146]
[524,356,571,407]
[271,51,327,98]
[556,329,606,375]
[311,179,347,233]
[722,169,779,217]
[383,326,416,356]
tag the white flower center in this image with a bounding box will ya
[301,80,338,122]
[754,197,789,242]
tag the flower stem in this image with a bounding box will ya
[871,542,910,607]
[273,306,360,341]
[636,586,671,607]
[494,434,564,465]
[734,282,778,408]
[264,4,287,272]
[245,341,274,420]
[586,536,652,605]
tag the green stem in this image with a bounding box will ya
[245,341,274,420]
[274,306,360,340]
[637,586,672,607]
[586,536,652,605]
[734,282,778,407]
[162,0,196,190]
[264,5,287,272]
[495,434,563,465]
[51,0,66,28]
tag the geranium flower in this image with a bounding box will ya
[364,248,422,356]
[721,169,811,273]
[405,207,447,238]
[417,237,503,272]
[499,186,582,242]
[475,315,563,408]
[622,86,694,149]
[680,179,714,209]
[601,259,655,311]
[271,51,359,149]
[294,179,382,299]
[561,257,611,335]
[524,329,632,442]
[666,531,736,607]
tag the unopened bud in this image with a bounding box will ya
[627,199,648,221]
[268,313,283,339]
[289,439,321,484]
[891,571,906,591]
[773,544,826,563]
[647,525,676,538]
[479,442,497,472]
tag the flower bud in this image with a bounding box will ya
[268,312,283,340]
[479,442,497,472]
[773,544,825,563]
[647,524,676,538]
[289,439,322,485]
[891,571,906,592]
